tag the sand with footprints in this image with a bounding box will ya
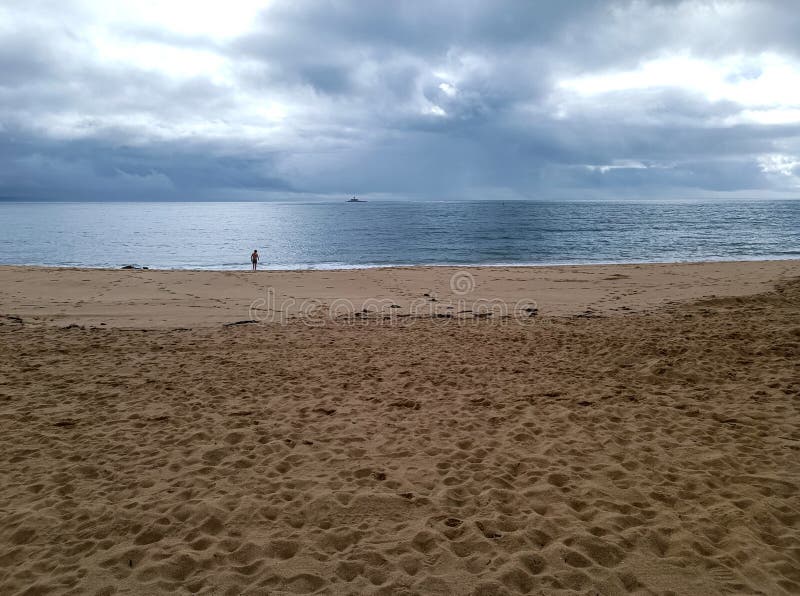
[1,261,799,594]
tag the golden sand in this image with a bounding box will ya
[1,262,799,595]
[1,260,799,328]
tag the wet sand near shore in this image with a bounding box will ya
[0,262,799,595]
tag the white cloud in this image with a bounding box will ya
[731,108,800,126]
[438,82,457,96]
[559,52,800,124]
[585,160,650,173]
[89,34,230,81]
[758,154,800,176]
[89,0,266,39]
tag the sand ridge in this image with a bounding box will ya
[1,272,799,594]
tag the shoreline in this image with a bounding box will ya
[2,254,800,272]
[2,259,799,329]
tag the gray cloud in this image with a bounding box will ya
[1,0,799,200]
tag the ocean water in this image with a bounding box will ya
[0,200,798,270]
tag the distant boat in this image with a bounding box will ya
[347,196,366,202]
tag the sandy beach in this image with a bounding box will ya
[2,260,800,328]
[1,261,799,595]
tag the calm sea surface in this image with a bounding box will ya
[0,200,798,270]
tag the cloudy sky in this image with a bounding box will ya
[1,0,800,201]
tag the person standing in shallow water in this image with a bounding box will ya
[250,249,259,271]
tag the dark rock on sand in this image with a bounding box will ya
[223,320,258,327]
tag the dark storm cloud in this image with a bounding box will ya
[0,124,292,201]
[1,0,799,200]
